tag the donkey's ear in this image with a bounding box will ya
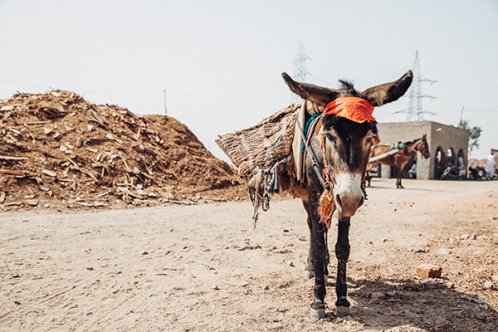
[281,72,339,106]
[362,70,413,107]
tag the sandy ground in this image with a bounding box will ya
[1,179,497,332]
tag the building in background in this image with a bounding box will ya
[376,121,469,180]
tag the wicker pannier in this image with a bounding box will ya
[216,104,300,179]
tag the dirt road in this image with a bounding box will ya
[1,179,497,331]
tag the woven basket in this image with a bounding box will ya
[216,103,300,178]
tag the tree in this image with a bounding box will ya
[458,120,482,152]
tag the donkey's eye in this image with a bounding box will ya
[325,133,336,144]
[365,133,376,145]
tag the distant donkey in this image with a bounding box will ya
[367,135,430,188]
[278,70,413,319]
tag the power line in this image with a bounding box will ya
[0,78,272,106]
[0,79,48,89]
[439,85,498,101]
[307,72,333,86]
[439,62,498,87]
[80,89,161,94]
[308,57,340,81]
[430,40,498,74]
[466,110,498,114]
[463,108,498,113]
[0,79,163,94]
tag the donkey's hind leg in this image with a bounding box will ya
[366,174,372,188]
[397,161,411,189]
[305,213,314,279]
[302,202,320,278]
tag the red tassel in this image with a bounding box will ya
[318,189,334,228]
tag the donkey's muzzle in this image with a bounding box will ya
[334,173,365,217]
[335,193,364,217]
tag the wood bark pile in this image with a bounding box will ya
[0,90,243,210]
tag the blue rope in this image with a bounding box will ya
[301,113,321,151]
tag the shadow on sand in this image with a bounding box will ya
[325,278,497,331]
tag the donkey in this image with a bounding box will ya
[279,70,413,319]
[366,135,430,188]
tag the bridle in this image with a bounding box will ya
[317,120,376,228]
[410,137,429,157]
[404,137,426,155]
[302,97,377,228]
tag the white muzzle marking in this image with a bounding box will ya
[334,173,364,216]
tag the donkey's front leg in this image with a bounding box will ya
[309,209,328,320]
[396,171,404,189]
[335,215,351,317]
[303,202,329,280]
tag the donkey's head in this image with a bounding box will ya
[416,134,431,159]
[283,70,413,216]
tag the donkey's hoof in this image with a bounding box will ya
[304,270,314,279]
[310,306,325,321]
[336,306,350,317]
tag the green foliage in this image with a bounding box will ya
[458,120,482,152]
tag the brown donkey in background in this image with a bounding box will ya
[367,135,430,188]
[279,70,413,319]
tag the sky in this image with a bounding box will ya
[0,0,497,160]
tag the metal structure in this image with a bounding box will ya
[291,43,309,101]
[395,50,437,121]
[293,43,309,82]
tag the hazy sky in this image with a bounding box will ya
[1,0,497,160]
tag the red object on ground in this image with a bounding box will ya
[416,263,443,278]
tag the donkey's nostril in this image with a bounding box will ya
[358,195,365,207]
[335,194,342,207]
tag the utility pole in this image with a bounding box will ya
[163,89,168,116]
[395,50,437,121]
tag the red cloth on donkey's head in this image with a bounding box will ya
[324,97,375,124]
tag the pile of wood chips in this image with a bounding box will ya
[0,90,243,210]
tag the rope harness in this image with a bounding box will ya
[295,118,331,192]
[295,115,335,229]
[318,134,335,228]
